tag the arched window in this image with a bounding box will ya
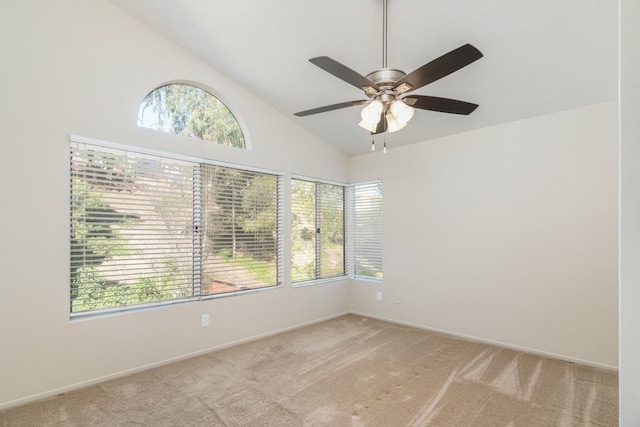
[138,83,245,149]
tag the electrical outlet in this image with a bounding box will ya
[201,314,209,327]
[376,291,382,301]
[395,294,401,304]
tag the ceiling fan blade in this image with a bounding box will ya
[294,100,368,117]
[394,44,483,93]
[405,95,479,115]
[309,56,380,92]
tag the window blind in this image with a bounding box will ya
[291,179,316,282]
[350,181,383,280]
[70,141,282,315]
[200,165,282,294]
[70,143,197,313]
[291,178,346,283]
[318,183,345,279]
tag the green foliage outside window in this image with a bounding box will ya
[291,179,345,282]
[200,166,279,291]
[70,143,280,314]
[138,83,245,148]
[291,180,316,282]
[70,147,195,313]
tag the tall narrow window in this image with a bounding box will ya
[70,140,281,315]
[350,181,383,280]
[291,178,345,283]
[138,83,245,148]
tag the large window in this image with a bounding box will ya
[138,83,245,149]
[350,181,383,280]
[291,178,345,282]
[70,140,281,315]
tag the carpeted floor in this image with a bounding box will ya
[0,315,618,426]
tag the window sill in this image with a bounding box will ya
[351,276,383,283]
[291,276,349,288]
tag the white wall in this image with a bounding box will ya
[0,0,350,409]
[349,101,619,368]
[619,0,640,424]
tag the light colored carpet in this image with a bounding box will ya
[0,315,618,426]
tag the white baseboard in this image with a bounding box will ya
[348,310,619,372]
[0,311,350,411]
[1,309,616,411]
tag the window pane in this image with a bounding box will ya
[200,165,280,294]
[138,83,245,148]
[291,179,316,282]
[319,183,344,278]
[70,144,196,313]
[291,179,345,283]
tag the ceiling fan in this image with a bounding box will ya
[293,0,483,136]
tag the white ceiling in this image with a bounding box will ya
[109,0,618,156]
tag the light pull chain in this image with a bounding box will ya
[371,135,375,151]
[383,133,387,154]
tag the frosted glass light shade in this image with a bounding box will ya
[359,120,378,132]
[360,100,383,125]
[385,112,407,133]
[390,100,414,125]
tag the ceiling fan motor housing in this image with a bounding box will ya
[365,68,406,87]
[364,68,409,109]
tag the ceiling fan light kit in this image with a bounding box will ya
[293,0,483,150]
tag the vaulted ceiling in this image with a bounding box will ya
[110,0,618,156]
